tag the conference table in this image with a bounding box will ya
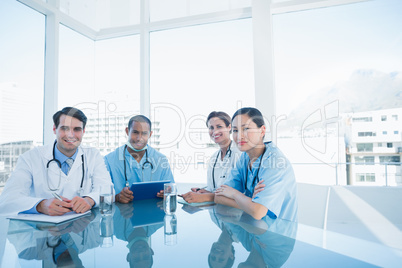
[0,187,401,267]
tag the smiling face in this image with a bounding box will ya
[53,114,85,157]
[126,121,153,150]
[232,114,265,153]
[207,117,231,146]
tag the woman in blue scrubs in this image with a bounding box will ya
[215,107,297,222]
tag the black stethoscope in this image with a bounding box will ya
[244,146,267,194]
[123,145,154,186]
[212,141,233,189]
[46,141,85,193]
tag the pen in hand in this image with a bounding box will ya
[52,192,72,211]
[196,186,207,192]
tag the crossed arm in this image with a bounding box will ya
[214,180,267,220]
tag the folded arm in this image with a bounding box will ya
[215,185,268,220]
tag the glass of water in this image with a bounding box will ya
[100,185,113,216]
[163,183,177,215]
[164,214,177,246]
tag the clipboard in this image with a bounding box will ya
[130,180,171,200]
[7,210,92,225]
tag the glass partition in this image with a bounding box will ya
[273,0,402,186]
[150,19,254,183]
[59,25,140,155]
[0,0,45,185]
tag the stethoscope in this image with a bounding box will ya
[46,141,85,194]
[244,145,267,195]
[123,145,154,187]
[212,141,233,189]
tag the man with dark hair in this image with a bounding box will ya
[0,107,113,216]
[104,115,174,203]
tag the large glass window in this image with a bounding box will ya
[150,19,254,183]
[59,25,140,155]
[0,0,45,185]
[273,0,402,185]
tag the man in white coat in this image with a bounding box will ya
[0,107,113,216]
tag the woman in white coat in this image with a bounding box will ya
[0,107,113,216]
[182,111,241,203]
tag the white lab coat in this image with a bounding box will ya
[0,144,113,216]
[206,141,242,192]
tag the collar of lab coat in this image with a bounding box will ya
[40,144,84,175]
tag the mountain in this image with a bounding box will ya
[282,69,402,131]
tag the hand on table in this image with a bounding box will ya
[116,187,134,203]
[156,190,164,198]
[37,196,73,216]
[70,196,94,213]
[182,191,206,203]
[191,187,208,193]
[215,185,241,200]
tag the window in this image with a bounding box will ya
[352,117,373,122]
[355,156,375,165]
[392,115,398,121]
[273,0,402,185]
[150,19,254,183]
[0,0,45,185]
[358,132,376,137]
[378,143,383,147]
[387,143,393,148]
[380,155,400,164]
[381,115,387,121]
[383,131,387,135]
[394,131,399,135]
[356,173,375,182]
[357,143,373,152]
[59,26,140,154]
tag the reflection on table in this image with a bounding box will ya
[1,196,399,267]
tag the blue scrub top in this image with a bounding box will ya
[224,142,298,222]
[104,145,174,194]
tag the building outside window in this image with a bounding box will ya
[357,143,373,152]
[356,173,375,182]
[380,156,400,164]
[355,156,375,165]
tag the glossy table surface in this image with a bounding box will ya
[0,191,401,267]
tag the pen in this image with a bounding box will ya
[196,186,207,192]
[52,192,72,210]
[52,192,63,201]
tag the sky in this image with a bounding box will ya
[273,0,402,115]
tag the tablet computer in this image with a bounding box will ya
[130,180,171,200]
[130,199,165,227]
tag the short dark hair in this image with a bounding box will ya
[53,107,87,129]
[206,111,231,128]
[232,107,265,127]
[128,115,152,131]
